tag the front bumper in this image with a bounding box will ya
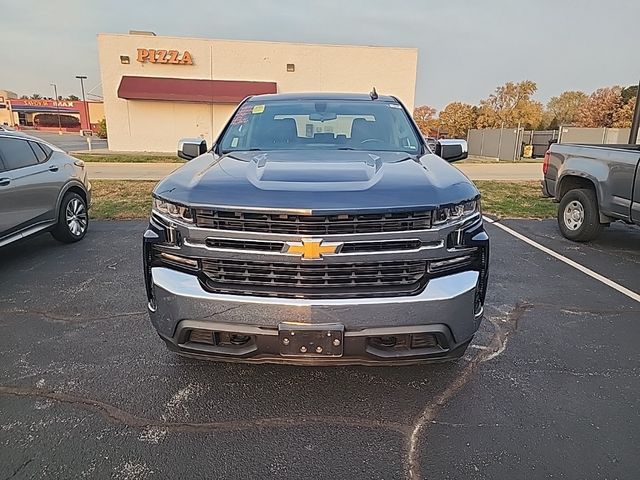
[148,266,482,365]
[143,211,489,365]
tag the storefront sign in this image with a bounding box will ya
[136,49,193,65]
[21,99,75,108]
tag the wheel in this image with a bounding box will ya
[557,188,603,242]
[51,192,89,243]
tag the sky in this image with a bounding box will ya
[1,0,638,110]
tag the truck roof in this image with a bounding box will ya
[246,92,399,103]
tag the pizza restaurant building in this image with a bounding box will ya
[98,32,418,152]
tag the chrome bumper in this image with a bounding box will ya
[149,266,482,363]
[143,207,489,364]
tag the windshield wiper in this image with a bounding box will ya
[336,147,356,150]
[221,148,263,154]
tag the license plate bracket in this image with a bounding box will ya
[278,323,344,357]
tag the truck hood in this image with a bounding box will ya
[154,150,478,211]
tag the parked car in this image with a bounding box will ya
[542,143,640,241]
[0,131,91,247]
[0,125,26,136]
[143,92,489,365]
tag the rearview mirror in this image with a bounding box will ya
[435,139,468,163]
[309,113,338,121]
[178,138,207,160]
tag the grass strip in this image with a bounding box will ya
[76,154,183,164]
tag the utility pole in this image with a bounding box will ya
[629,79,640,144]
[75,75,91,132]
[50,83,62,135]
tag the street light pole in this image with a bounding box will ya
[50,83,62,135]
[75,75,91,132]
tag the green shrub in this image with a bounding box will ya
[97,118,108,139]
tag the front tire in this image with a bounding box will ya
[557,188,603,242]
[51,192,89,243]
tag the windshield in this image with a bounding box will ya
[219,99,422,154]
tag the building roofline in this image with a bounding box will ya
[96,33,418,52]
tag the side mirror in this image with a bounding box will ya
[178,138,207,160]
[435,139,468,163]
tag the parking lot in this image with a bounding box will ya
[1,219,638,479]
[26,131,108,153]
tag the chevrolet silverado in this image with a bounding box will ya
[143,93,489,365]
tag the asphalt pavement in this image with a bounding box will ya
[25,131,108,152]
[0,220,638,479]
[457,162,542,180]
[85,162,181,180]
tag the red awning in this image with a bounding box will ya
[117,76,277,103]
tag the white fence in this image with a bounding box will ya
[558,127,638,144]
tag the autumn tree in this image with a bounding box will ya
[538,109,558,130]
[621,85,638,104]
[438,102,477,138]
[67,94,79,101]
[614,84,639,128]
[476,80,543,129]
[413,105,438,135]
[613,98,636,128]
[577,87,623,127]
[475,105,498,129]
[546,91,587,126]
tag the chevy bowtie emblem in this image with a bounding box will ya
[283,238,343,260]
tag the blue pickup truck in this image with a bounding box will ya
[142,92,489,365]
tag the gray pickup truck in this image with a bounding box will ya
[542,143,640,241]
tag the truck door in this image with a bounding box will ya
[605,149,640,219]
[632,158,640,224]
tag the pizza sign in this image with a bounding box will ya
[136,49,193,65]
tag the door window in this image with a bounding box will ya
[29,141,49,163]
[0,137,39,170]
[38,142,53,158]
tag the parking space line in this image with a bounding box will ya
[483,216,640,304]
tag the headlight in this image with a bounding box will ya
[433,199,479,225]
[152,198,194,223]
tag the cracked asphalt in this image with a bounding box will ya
[1,220,638,479]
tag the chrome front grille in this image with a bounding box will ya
[340,240,423,253]
[200,258,428,299]
[154,208,484,300]
[202,237,425,254]
[205,238,283,252]
[194,209,433,234]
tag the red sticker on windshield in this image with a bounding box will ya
[231,104,252,125]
